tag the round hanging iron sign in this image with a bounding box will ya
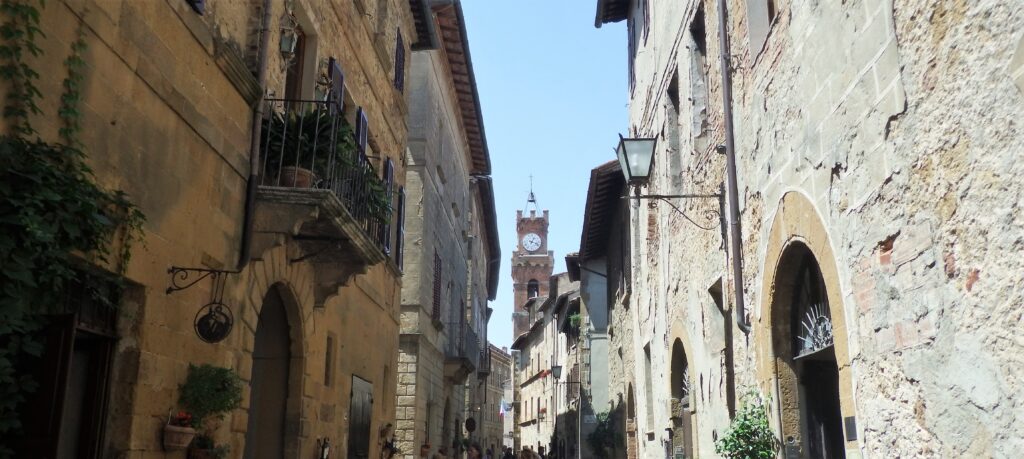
[194,302,234,343]
[465,417,476,433]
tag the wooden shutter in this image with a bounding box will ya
[355,107,368,155]
[432,252,442,322]
[394,30,406,92]
[328,57,345,114]
[187,0,205,14]
[395,187,406,270]
[381,158,394,254]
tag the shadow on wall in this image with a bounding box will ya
[582,397,627,459]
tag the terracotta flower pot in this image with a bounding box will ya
[163,424,196,451]
[279,166,317,188]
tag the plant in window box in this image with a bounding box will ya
[175,364,243,457]
[162,410,197,450]
[261,109,357,188]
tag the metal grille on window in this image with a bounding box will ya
[792,253,834,359]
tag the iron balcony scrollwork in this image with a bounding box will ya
[624,183,728,248]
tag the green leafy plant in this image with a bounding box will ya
[260,109,357,181]
[569,313,582,328]
[0,2,144,456]
[191,434,231,458]
[178,364,243,429]
[715,393,780,459]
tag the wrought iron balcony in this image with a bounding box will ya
[252,99,394,305]
[444,320,480,383]
[477,348,492,377]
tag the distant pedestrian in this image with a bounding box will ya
[502,447,514,459]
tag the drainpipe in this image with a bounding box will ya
[716,0,750,334]
[238,0,273,270]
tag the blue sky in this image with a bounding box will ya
[461,2,627,349]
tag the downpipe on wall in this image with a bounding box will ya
[238,0,273,270]
[716,0,751,334]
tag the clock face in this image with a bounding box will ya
[522,233,542,252]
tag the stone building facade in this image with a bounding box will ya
[592,0,1024,458]
[393,1,499,458]
[480,344,513,454]
[511,273,578,456]
[5,0,430,457]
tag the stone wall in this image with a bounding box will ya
[13,0,415,456]
[615,0,1024,457]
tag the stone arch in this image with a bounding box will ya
[626,384,638,459]
[243,282,307,458]
[669,338,696,458]
[756,191,857,455]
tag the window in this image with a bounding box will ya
[284,24,307,101]
[643,344,654,427]
[432,252,442,322]
[745,0,777,60]
[394,29,406,92]
[381,158,395,254]
[325,334,335,386]
[186,0,205,15]
[688,5,710,153]
[355,107,369,156]
[328,57,345,114]
[527,279,539,298]
[395,187,406,270]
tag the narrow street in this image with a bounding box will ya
[0,1,1021,459]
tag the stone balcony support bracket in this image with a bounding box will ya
[253,187,387,307]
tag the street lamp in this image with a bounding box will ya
[613,135,727,237]
[550,365,562,379]
[615,135,657,187]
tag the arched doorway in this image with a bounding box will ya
[244,285,293,458]
[772,243,845,458]
[626,385,638,459]
[670,339,694,458]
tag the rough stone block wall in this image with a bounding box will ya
[620,0,1024,457]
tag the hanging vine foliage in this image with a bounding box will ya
[0,1,144,456]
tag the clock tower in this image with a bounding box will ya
[511,191,554,338]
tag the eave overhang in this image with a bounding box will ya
[408,0,438,49]
[594,0,629,27]
[476,176,501,300]
[579,161,625,261]
[434,1,491,175]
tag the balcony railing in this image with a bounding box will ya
[445,320,481,370]
[477,348,492,377]
[259,98,390,252]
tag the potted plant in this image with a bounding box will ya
[715,392,779,458]
[178,364,243,459]
[163,410,197,451]
[189,434,230,459]
[261,109,357,188]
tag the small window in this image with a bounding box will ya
[186,0,205,15]
[432,252,442,322]
[380,158,395,254]
[395,187,406,270]
[527,279,539,298]
[355,107,369,155]
[284,24,307,102]
[394,30,406,92]
[325,334,335,386]
[328,57,345,114]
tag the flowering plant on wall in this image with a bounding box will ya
[169,411,195,427]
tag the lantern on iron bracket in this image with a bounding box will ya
[166,266,240,343]
[614,134,728,244]
[279,13,300,59]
